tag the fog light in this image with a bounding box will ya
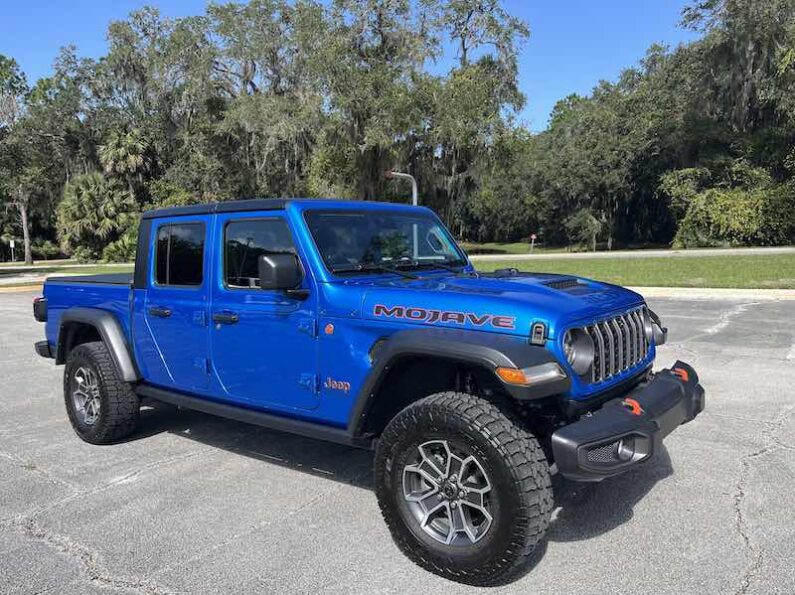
[616,437,636,462]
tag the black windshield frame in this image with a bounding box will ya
[303,208,468,276]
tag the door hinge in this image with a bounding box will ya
[299,373,319,393]
[193,311,207,327]
[298,318,318,338]
[193,357,210,374]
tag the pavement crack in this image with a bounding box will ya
[732,402,795,595]
[704,302,759,336]
[14,517,177,595]
[0,450,81,492]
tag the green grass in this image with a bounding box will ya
[0,264,134,288]
[0,265,133,278]
[0,258,75,267]
[475,254,795,289]
[460,241,566,255]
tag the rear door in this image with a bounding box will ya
[143,216,212,392]
[209,212,319,410]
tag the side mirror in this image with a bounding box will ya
[258,253,307,298]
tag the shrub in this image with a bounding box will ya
[31,239,63,260]
[674,184,795,247]
[102,228,137,263]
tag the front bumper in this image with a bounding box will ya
[35,340,54,359]
[551,360,704,481]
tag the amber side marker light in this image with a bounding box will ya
[496,367,528,385]
[496,363,566,386]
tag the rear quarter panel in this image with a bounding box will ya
[43,281,133,349]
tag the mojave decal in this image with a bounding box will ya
[373,304,516,330]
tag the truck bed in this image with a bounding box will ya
[42,274,134,352]
[46,272,133,285]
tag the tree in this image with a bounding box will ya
[0,55,36,263]
[0,55,27,129]
[565,209,602,252]
[4,0,795,259]
[57,173,138,260]
[99,128,151,199]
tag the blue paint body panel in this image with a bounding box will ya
[42,199,659,431]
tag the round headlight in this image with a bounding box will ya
[643,308,654,341]
[562,328,594,375]
[643,307,667,345]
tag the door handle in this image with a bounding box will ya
[212,311,240,325]
[149,306,172,318]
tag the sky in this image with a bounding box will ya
[0,0,699,132]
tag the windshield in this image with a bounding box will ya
[305,209,467,274]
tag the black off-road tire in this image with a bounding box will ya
[375,392,553,586]
[64,342,140,444]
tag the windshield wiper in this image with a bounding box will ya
[393,259,468,274]
[331,263,418,279]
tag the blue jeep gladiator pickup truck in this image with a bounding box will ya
[34,198,704,585]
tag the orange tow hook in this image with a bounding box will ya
[622,397,643,416]
[672,367,690,382]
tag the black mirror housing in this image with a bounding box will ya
[258,253,302,291]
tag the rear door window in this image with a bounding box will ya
[155,223,205,286]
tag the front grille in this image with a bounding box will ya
[582,307,649,384]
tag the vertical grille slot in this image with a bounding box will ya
[573,307,650,385]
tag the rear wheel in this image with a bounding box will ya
[375,392,553,586]
[64,342,139,444]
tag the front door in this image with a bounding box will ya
[210,213,319,411]
[143,216,212,392]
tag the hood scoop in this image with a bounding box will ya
[543,277,581,290]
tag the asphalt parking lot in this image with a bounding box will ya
[1,290,794,594]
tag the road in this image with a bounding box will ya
[468,245,795,260]
[1,291,794,594]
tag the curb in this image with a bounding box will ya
[629,287,795,300]
[1,284,792,300]
[0,284,42,293]
[468,246,795,261]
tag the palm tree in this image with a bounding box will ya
[57,172,138,259]
[98,129,150,200]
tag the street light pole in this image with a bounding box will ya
[386,170,419,258]
[385,171,418,206]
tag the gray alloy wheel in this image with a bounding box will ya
[402,439,493,546]
[375,392,553,586]
[71,366,102,426]
[63,342,139,444]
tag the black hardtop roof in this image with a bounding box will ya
[141,198,289,220]
[141,197,423,220]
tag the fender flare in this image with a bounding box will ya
[347,327,569,436]
[56,308,140,382]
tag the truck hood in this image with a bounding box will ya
[350,272,644,339]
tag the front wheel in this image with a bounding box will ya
[375,392,553,586]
